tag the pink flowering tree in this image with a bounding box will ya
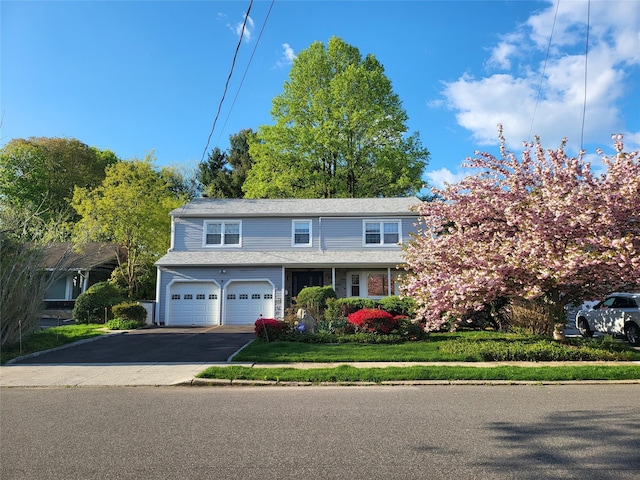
[402,126,640,332]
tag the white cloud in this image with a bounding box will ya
[274,43,296,68]
[231,13,254,42]
[487,33,525,70]
[424,167,470,190]
[440,0,640,155]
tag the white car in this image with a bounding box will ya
[575,292,640,346]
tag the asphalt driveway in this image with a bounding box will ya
[10,325,255,364]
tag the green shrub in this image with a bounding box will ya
[296,286,337,312]
[106,318,142,330]
[278,330,406,344]
[378,296,417,317]
[395,316,428,340]
[72,282,125,323]
[438,336,632,362]
[316,318,354,335]
[112,302,147,323]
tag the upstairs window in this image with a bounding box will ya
[364,220,401,245]
[292,220,312,246]
[204,220,241,246]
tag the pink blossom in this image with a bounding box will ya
[402,127,640,331]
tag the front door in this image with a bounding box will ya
[291,271,324,297]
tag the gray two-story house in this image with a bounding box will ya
[155,197,421,326]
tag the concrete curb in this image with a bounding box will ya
[186,377,640,387]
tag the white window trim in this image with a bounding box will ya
[291,219,312,247]
[347,270,402,298]
[203,220,243,248]
[362,219,402,246]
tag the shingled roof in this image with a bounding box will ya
[170,197,422,218]
[156,249,405,268]
[42,242,119,270]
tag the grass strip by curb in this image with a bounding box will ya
[197,364,640,383]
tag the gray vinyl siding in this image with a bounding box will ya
[321,217,419,250]
[320,218,362,249]
[242,217,318,250]
[172,217,319,252]
[171,215,418,253]
[171,217,202,251]
[157,266,283,322]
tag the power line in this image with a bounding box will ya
[580,0,591,151]
[529,0,591,151]
[200,0,254,164]
[528,0,560,143]
[215,0,276,147]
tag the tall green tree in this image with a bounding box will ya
[0,137,118,222]
[71,156,185,299]
[161,164,199,201]
[243,36,429,198]
[198,129,256,198]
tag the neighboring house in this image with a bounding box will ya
[43,242,119,311]
[155,197,421,326]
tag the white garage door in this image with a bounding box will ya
[169,282,220,326]
[225,281,274,325]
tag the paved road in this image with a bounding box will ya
[9,325,255,364]
[2,385,639,480]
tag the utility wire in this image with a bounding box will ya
[580,0,591,151]
[528,0,560,144]
[215,0,276,147]
[201,0,254,163]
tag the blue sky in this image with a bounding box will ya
[2,0,639,190]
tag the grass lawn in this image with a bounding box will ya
[197,331,640,383]
[1,324,107,364]
[232,331,640,363]
[197,364,640,383]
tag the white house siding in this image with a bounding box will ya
[158,266,283,325]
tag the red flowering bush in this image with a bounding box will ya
[254,318,288,340]
[347,308,398,334]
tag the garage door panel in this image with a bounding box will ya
[225,282,274,325]
[169,282,220,326]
